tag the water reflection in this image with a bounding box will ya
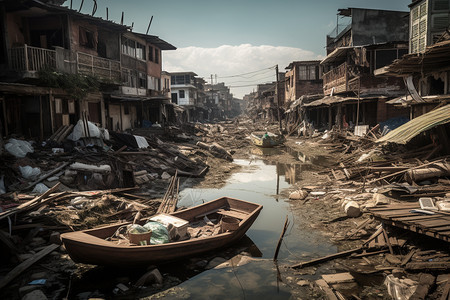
[285,146,330,166]
[250,146,283,156]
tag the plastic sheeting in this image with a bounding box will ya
[68,119,102,141]
[5,139,34,158]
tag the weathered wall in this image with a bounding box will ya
[147,45,161,78]
[351,8,409,46]
[108,103,137,131]
[97,29,120,60]
[6,14,25,46]
[70,18,98,56]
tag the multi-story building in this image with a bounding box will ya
[377,1,450,118]
[284,61,323,109]
[305,8,410,130]
[0,0,175,138]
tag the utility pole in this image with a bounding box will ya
[275,65,282,132]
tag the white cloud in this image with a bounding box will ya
[163,44,324,98]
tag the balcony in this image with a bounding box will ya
[322,62,349,95]
[77,52,121,82]
[9,45,56,74]
[8,44,121,82]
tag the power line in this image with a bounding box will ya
[226,74,275,85]
[228,82,276,88]
[198,65,276,80]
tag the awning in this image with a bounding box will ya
[321,47,360,65]
[303,95,383,108]
[376,104,450,144]
[386,94,450,105]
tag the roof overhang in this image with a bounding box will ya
[321,47,358,65]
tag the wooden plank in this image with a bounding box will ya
[315,279,338,300]
[397,215,443,221]
[0,244,59,290]
[368,204,420,212]
[217,209,247,220]
[433,226,450,232]
[413,219,450,227]
[292,247,363,269]
[322,273,354,284]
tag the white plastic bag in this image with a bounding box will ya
[19,166,41,180]
[68,119,102,141]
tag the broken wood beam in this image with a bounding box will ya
[292,247,363,269]
[273,216,289,261]
[367,157,449,184]
[0,183,61,221]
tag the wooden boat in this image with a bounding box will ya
[61,197,263,267]
[251,131,285,148]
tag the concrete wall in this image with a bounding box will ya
[351,8,409,46]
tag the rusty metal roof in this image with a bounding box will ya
[376,104,450,144]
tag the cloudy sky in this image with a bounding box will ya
[69,0,411,98]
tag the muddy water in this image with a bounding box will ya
[70,152,338,299]
[153,157,337,299]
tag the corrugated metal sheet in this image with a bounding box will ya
[376,104,450,144]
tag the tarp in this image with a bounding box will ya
[376,104,450,144]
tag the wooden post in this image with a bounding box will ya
[1,97,7,136]
[356,77,361,127]
[275,65,282,132]
[39,95,44,141]
[24,44,29,71]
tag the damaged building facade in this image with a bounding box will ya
[305,8,411,132]
[376,0,450,119]
[0,0,176,140]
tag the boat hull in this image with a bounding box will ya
[251,131,284,148]
[61,197,262,267]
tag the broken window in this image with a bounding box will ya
[179,90,185,98]
[79,27,96,49]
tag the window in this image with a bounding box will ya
[121,37,146,59]
[124,104,129,115]
[298,65,307,80]
[154,48,159,64]
[136,43,146,60]
[148,46,153,61]
[79,27,95,49]
[179,90,185,98]
[138,72,147,89]
[171,75,189,85]
[122,68,137,87]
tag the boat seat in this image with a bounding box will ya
[216,209,247,220]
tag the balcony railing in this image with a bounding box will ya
[10,44,56,72]
[77,52,121,82]
[9,44,121,82]
[322,62,348,95]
